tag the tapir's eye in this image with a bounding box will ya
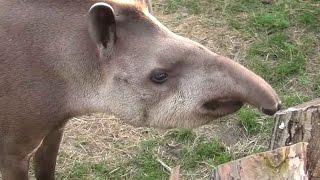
[150,69,168,84]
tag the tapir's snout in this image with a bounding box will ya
[261,102,282,116]
[203,55,282,117]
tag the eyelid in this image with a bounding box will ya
[150,69,168,84]
[151,63,182,78]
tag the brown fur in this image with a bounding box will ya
[0,0,280,179]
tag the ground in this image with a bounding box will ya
[34,0,320,179]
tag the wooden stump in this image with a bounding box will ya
[211,142,308,180]
[270,98,320,149]
[211,99,320,180]
[270,98,320,179]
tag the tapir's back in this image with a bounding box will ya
[0,0,76,129]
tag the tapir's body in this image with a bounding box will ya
[0,0,280,179]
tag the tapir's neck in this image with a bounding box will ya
[36,1,113,117]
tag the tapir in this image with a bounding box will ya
[0,0,281,179]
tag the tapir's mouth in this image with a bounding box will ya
[200,98,244,117]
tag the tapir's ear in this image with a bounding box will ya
[88,3,116,50]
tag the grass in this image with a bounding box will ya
[132,132,231,179]
[236,106,275,137]
[221,0,319,106]
[237,107,261,135]
[54,0,319,179]
[57,130,231,179]
[58,161,117,179]
[251,12,290,31]
[165,129,196,143]
[315,78,320,97]
[282,93,311,107]
[163,0,202,14]
[247,33,306,84]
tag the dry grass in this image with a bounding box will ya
[53,114,270,179]
[56,114,156,179]
[59,115,149,170]
[153,0,249,62]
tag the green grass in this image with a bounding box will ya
[237,107,260,135]
[180,138,232,169]
[224,0,318,142]
[136,133,231,174]
[130,139,169,180]
[222,0,319,103]
[247,33,306,84]
[58,132,231,179]
[165,129,196,143]
[163,0,318,89]
[251,12,290,31]
[57,161,127,180]
[299,12,317,26]
[164,0,201,14]
[282,93,311,107]
[223,0,318,84]
[236,107,275,136]
[58,139,168,180]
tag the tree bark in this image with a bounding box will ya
[270,98,320,179]
[270,98,320,149]
[211,142,308,180]
[211,99,320,180]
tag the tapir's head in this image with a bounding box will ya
[87,1,281,128]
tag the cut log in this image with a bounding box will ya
[211,99,320,180]
[211,142,308,180]
[270,98,320,149]
[270,98,320,179]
